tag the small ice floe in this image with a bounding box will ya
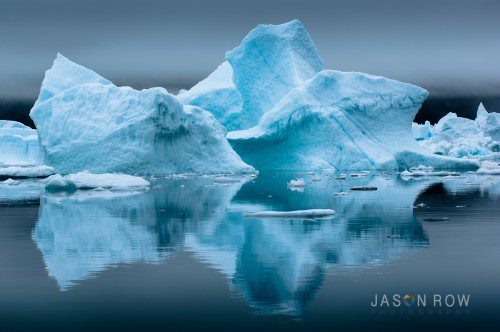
[350,186,377,191]
[476,161,500,175]
[244,209,335,219]
[387,234,401,239]
[423,217,450,222]
[287,178,306,189]
[44,172,150,192]
[349,173,365,177]
[400,165,460,179]
[456,204,471,208]
[413,202,426,208]
[45,174,77,193]
[334,173,347,180]
[0,165,55,178]
[333,192,348,197]
[310,177,322,182]
[1,178,20,186]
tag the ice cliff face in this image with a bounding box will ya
[227,70,478,171]
[30,54,253,175]
[0,120,40,166]
[414,103,499,160]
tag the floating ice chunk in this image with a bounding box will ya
[44,174,77,193]
[177,62,243,131]
[415,103,499,160]
[287,178,306,188]
[0,120,40,166]
[477,161,500,175]
[228,70,478,171]
[400,165,460,178]
[244,209,335,219]
[45,172,150,192]
[0,165,55,178]
[350,186,377,191]
[30,55,253,175]
[225,19,324,130]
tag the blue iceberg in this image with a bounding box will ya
[415,103,499,160]
[0,120,40,167]
[30,54,253,175]
[227,70,478,171]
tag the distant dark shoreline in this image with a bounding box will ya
[1,95,499,129]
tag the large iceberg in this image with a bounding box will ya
[227,70,478,171]
[30,54,253,175]
[414,103,499,160]
[0,120,40,166]
[179,20,324,131]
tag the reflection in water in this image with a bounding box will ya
[30,172,499,314]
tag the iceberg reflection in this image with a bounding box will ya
[32,172,497,314]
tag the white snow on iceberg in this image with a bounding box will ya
[227,70,478,171]
[414,103,499,160]
[30,54,253,175]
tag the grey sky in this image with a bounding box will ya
[1,0,499,99]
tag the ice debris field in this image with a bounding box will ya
[1,19,499,191]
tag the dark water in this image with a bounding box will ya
[1,171,499,331]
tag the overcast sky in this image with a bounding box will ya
[1,0,499,100]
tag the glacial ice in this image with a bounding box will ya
[414,103,499,160]
[0,120,40,166]
[180,20,324,131]
[30,54,253,175]
[227,70,478,171]
[0,165,55,178]
[177,62,243,131]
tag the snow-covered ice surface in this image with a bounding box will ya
[414,103,499,161]
[228,70,478,171]
[179,20,323,131]
[30,54,253,175]
[0,120,40,167]
[244,209,335,219]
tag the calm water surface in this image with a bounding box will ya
[1,171,499,331]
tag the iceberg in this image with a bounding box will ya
[227,70,478,171]
[30,54,253,175]
[414,103,499,160]
[179,20,324,131]
[0,120,40,166]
